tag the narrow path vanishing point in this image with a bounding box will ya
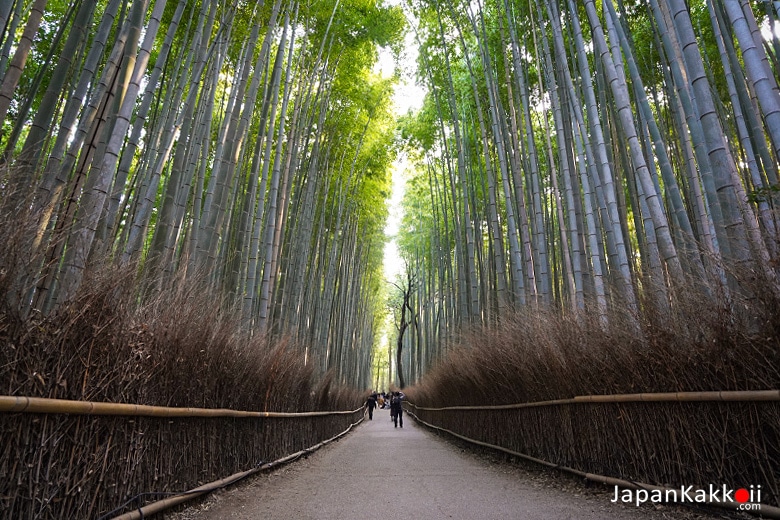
[172,407,725,520]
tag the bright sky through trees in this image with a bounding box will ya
[375,25,426,282]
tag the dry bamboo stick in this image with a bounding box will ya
[0,396,362,417]
[576,390,780,403]
[405,390,780,411]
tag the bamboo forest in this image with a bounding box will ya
[1,0,779,517]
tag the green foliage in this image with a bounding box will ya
[397,98,438,152]
[397,165,453,269]
[747,184,780,204]
[0,0,72,146]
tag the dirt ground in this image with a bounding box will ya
[163,407,752,520]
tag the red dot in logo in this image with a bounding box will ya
[735,488,750,503]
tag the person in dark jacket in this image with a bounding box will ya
[390,391,403,428]
[365,393,377,420]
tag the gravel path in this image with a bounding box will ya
[167,407,735,520]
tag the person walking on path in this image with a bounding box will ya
[365,393,377,420]
[390,391,403,428]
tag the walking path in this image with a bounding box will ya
[172,407,722,520]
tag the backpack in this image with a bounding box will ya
[391,396,401,407]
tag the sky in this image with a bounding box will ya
[374,23,426,282]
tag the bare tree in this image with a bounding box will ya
[392,266,417,389]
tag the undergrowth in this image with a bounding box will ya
[0,190,359,412]
[0,263,360,412]
[406,273,780,407]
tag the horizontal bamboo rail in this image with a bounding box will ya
[407,389,780,411]
[3,390,774,418]
[405,407,780,520]
[0,395,362,417]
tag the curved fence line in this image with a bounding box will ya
[0,395,362,417]
[407,389,780,411]
[405,392,779,513]
[107,414,365,520]
[0,396,366,518]
[404,407,780,520]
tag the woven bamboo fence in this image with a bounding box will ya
[406,390,780,510]
[0,396,364,519]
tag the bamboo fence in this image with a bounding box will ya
[405,390,780,514]
[107,414,363,520]
[0,395,365,519]
[3,391,778,518]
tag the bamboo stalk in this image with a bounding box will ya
[0,396,362,417]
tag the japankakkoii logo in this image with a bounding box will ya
[611,484,762,511]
